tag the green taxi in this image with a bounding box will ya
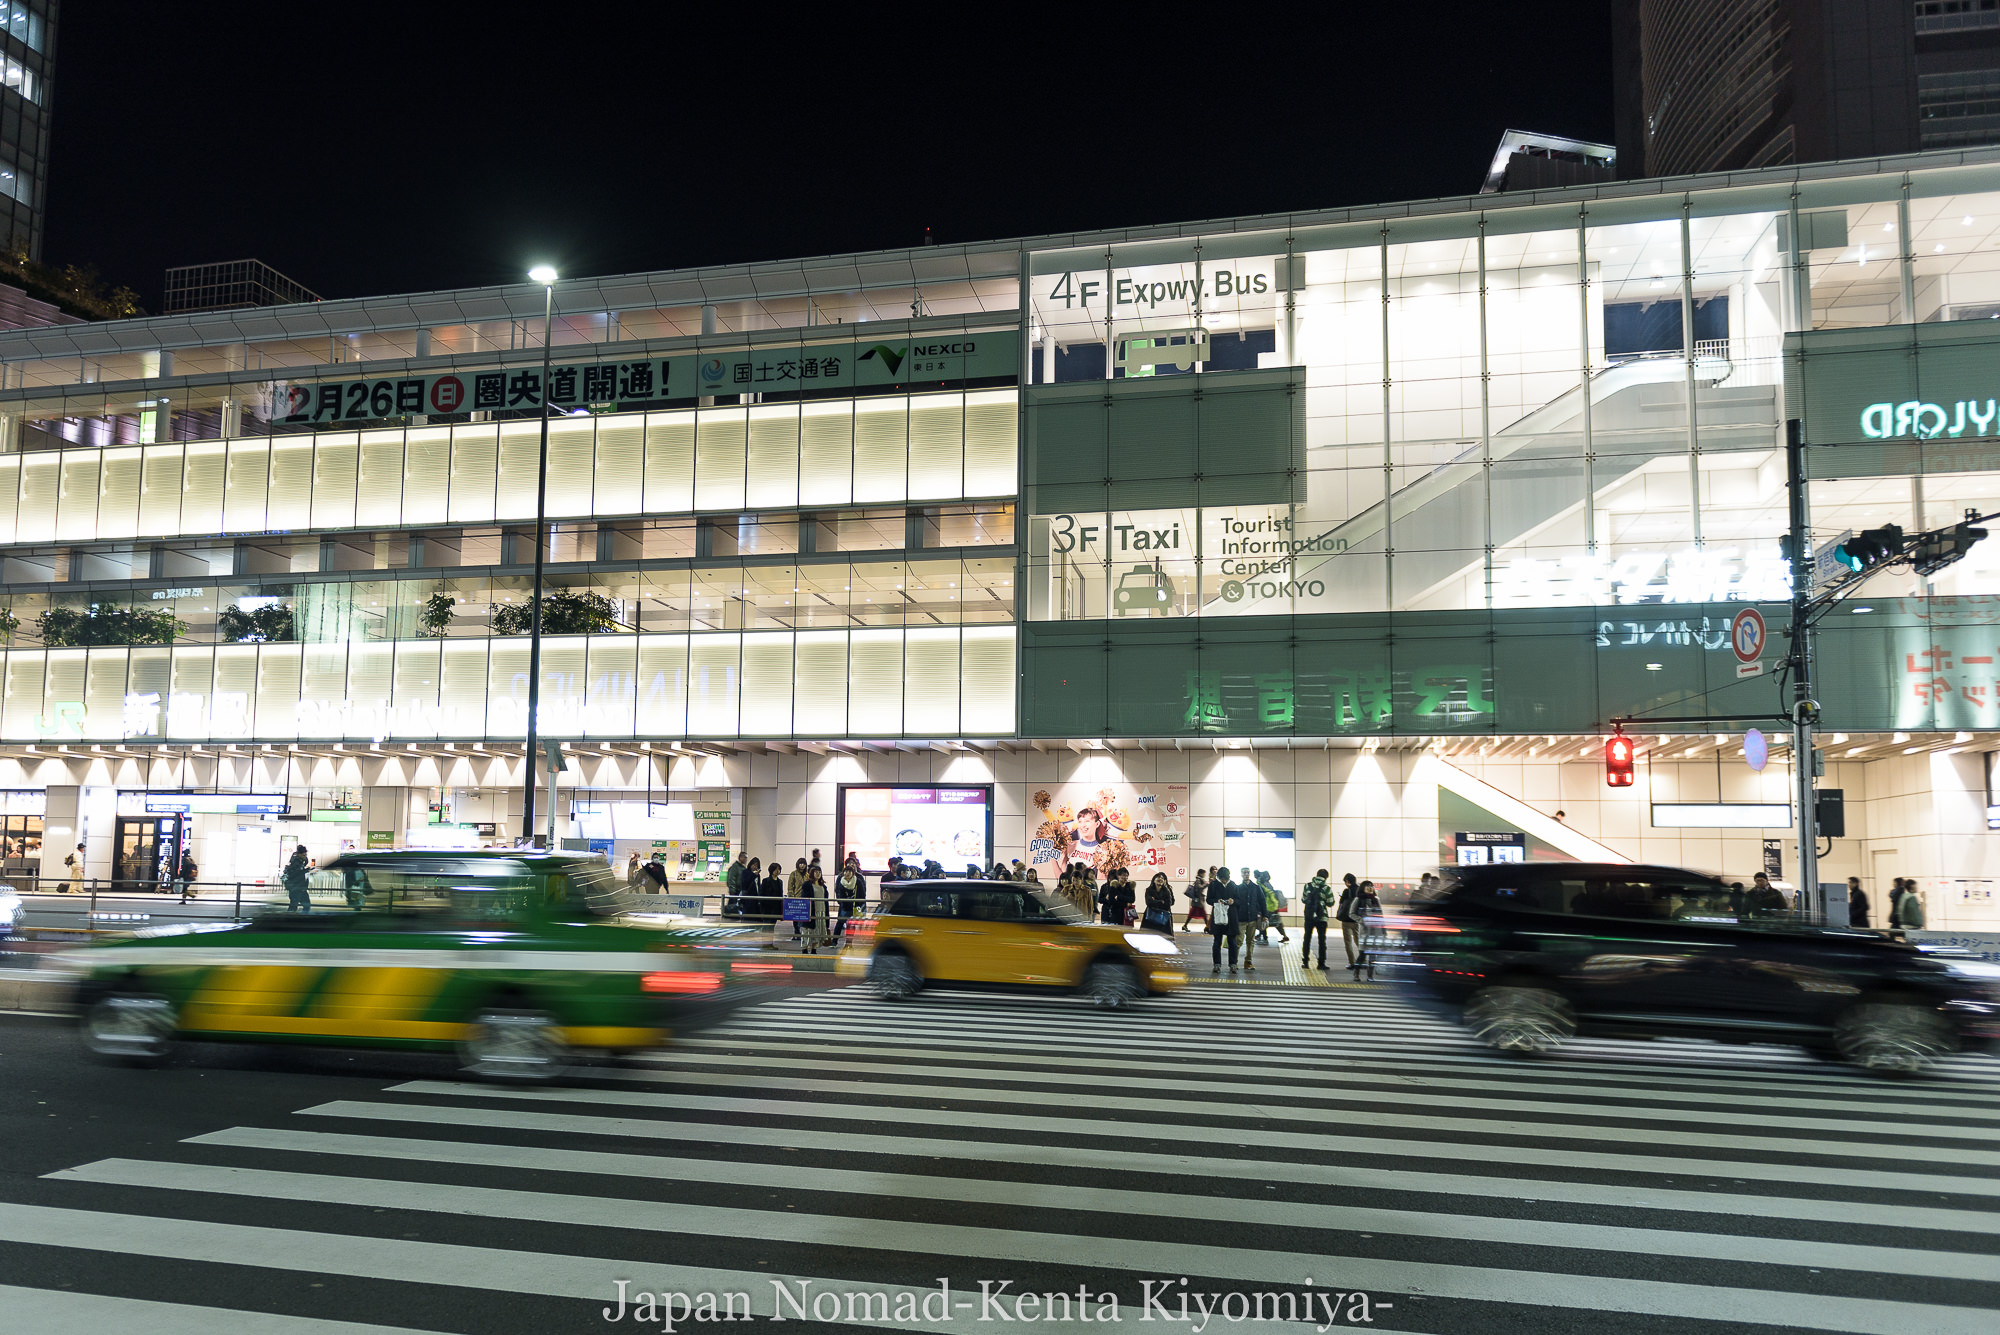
[64,850,767,1080]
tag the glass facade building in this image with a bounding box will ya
[7,142,2000,916]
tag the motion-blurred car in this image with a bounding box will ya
[0,884,20,937]
[64,850,772,1080]
[1392,862,2000,1074]
[841,878,1185,1006]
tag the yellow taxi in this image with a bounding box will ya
[839,878,1185,1006]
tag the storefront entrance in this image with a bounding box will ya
[114,815,185,892]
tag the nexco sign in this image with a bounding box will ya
[1859,399,2000,439]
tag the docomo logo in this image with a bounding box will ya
[1860,399,2000,440]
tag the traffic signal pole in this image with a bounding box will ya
[1786,418,1819,917]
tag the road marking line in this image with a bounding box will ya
[0,1282,462,1335]
[179,1126,2000,1270]
[38,1159,1999,1335]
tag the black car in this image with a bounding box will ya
[1391,862,2000,1074]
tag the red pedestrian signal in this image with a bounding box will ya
[1605,735,1635,788]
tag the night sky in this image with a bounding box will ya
[44,3,1614,309]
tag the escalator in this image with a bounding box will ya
[1212,353,1780,614]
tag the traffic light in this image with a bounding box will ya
[1913,514,1989,576]
[1834,524,1904,572]
[1605,734,1635,788]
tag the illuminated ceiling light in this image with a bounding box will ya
[1644,662,1662,671]
[1964,216,1975,225]
[1936,244,1947,253]
[1882,222,1895,233]
[1851,605,1873,614]
[1893,731,1910,743]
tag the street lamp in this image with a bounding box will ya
[521,265,557,846]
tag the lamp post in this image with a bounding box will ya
[521,265,558,846]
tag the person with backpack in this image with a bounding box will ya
[175,848,199,900]
[1206,868,1241,974]
[282,845,312,913]
[1300,869,1333,970]
[1258,871,1290,945]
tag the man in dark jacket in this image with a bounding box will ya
[1207,869,1241,974]
[1300,870,1333,970]
[1847,876,1869,928]
[1234,869,1265,972]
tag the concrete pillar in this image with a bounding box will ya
[41,785,79,887]
[414,329,432,359]
[361,787,421,849]
[219,397,242,438]
[0,411,16,453]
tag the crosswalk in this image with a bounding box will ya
[6,983,2000,1334]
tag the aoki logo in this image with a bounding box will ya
[1859,399,2000,439]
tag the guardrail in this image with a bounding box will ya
[2,877,297,936]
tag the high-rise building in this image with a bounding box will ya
[1614,0,2000,177]
[0,0,53,260]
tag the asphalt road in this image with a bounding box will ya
[1,983,1997,1335]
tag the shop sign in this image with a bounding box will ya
[366,829,394,848]
[1859,400,2000,440]
[1498,547,1792,608]
[1761,839,1782,877]
[1455,831,1524,865]
[273,334,1015,426]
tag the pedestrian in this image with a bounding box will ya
[1300,868,1333,970]
[835,858,865,937]
[62,843,83,895]
[1141,872,1175,932]
[1012,859,1028,881]
[1024,865,1042,887]
[803,865,830,953]
[1351,880,1383,980]
[282,845,311,913]
[1336,873,1362,970]
[175,848,198,900]
[1847,876,1869,928]
[724,850,749,913]
[787,857,810,938]
[761,857,785,920]
[1886,877,1906,929]
[1894,881,1927,931]
[1182,868,1209,932]
[1207,868,1240,975]
[1235,869,1265,971]
[1746,871,1786,916]
[1258,871,1290,944]
[627,851,644,888]
[965,862,985,879]
[642,855,669,891]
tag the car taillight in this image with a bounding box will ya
[846,919,877,939]
[642,971,724,994]
[729,960,793,974]
[1378,914,1460,934]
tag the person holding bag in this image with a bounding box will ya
[1207,869,1240,975]
[1141,872,1174,933]
[1181,868,1209,933]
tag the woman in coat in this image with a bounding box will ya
[760,859,785,921]
[835,858,866,938]
[803,865,831,953]
[1141,872,1175,933]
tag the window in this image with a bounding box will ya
[888,887,957,918]
[1,51,36,104]
[0,4,44,52]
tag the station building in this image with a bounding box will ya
[3,144,2000,929]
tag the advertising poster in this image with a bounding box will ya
[842,787,990,873]
[1028,782,1189,881]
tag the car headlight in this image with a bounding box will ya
[1123,932,1179,955]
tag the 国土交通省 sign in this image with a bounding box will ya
[274,333,1017,426]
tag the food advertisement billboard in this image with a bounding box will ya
[839,786,992,874]
[1027,781,1189,881]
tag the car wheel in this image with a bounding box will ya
[1463,983,1575,1054]
[869,952,922,1001]
[1833,999,1956,1075]
[458,1009,568,1082]
[1080,959,1144,1009]
[82,992,178,1065]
